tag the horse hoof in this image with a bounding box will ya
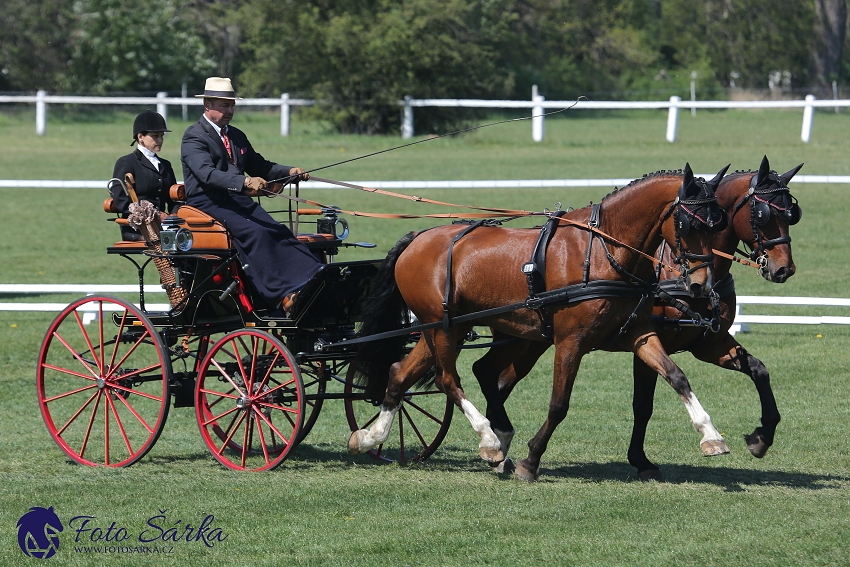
[701,439,730,457]
[347,431,362,455]
[744,432,770,458]
[514,460,539,483]
[637,469,663,482]
[480,446,505,465]
[492,458,515,475]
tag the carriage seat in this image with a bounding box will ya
[105,184,338,252]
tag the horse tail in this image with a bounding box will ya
[352,231,418,401]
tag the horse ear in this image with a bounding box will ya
[755,155,770,186]
[779,163,804,186]
[707,164,730,193]
[680,163,696,198]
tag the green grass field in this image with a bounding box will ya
[0,108,849,566]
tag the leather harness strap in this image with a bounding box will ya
[522,211,567,341]
[442,220,501,332]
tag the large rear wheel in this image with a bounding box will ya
[36,296,171,467]
[195,329,303,471]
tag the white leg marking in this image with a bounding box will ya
[460,399,501,454]
[355,404,400,452]
[683,392,723,444]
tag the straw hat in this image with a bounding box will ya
[195,77,242,100]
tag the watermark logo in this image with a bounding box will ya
[16,506,63,559]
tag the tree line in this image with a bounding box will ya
[1,0,847,133]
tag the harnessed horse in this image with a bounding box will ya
[348,164,729,481]
[474,156,801,480]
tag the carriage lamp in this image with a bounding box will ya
[160,216,193,252]
[317,207,349,240]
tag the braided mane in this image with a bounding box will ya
[602,169,684,201]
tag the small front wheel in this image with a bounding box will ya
[195,329,303,471]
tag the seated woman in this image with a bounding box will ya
[110,110,177,241]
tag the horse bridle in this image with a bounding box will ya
[661,181,728,281]
[731,174,801,274]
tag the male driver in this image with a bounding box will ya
[181,77,322,315]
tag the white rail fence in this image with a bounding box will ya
[2,285,848,331]
[1,87,846,143]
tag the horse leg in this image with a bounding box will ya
[432,329,505,464]
[634,333,729,456]
[347,337,435,454]
[691,335,780,458]
[472,335,535,473]
[515,340,581,482]
[628,356,663,481]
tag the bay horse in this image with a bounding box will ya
[474,156,801,480]
[348,164,729,481]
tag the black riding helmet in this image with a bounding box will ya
[131,110,171,146]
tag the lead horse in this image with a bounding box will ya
[348,165,729,481]
[475,156,801,480]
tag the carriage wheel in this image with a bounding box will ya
[36,295,171,467]
[296,361,326,444]
[343,378,453,463]
[195,329,303,471]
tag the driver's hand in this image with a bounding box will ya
[288,167,310,182]
[243,176,267,196]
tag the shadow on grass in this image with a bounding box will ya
[539,461,848,490]
[284,444,849,490]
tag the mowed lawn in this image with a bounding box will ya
[0,108,848,566]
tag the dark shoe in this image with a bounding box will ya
[282,291,298,317]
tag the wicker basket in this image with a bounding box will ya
[127,201,189,308]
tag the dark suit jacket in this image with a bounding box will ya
[111,149,177,240]
[181,117,291,197]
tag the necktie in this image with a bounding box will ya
[221,127,234,164]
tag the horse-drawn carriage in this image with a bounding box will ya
[36,157,801,480]
[36,180,453,471]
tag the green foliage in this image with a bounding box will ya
[659,0,814,89]
[0,0,845,129]
[66,0,217,93]
[0,0,76,91]
[240,0,518,134]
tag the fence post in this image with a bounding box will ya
[532,85,544,142]
[666,96,680,143]
[833,80,839,114]
[690,71,697,117]
[281,93,290,137]
[156,92,167,122]
[36,90,47,136]
[801,94,815,143]
[402,96,413,139]
[181,83,188,121]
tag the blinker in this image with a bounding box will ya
[751,195,802,226]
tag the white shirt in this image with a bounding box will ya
[203,114,228,143]
[138,145,160,171]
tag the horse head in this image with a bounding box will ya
[720,155,801,283]
[661,162,729,298]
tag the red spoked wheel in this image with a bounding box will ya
[344,379,453,463]
[195,329,303,471]
[36,295,171,467]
